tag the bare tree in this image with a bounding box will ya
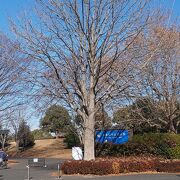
[6,108,23,150]
[143,26,180,133]
[0,33,25,128]
[11,0,152,160]
[128,21,180,133]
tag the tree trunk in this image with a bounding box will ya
[84,113,95,160]
[84,85,95,160]
[1,134,6,150]
[169,120,177,134]
[16,140,20,151]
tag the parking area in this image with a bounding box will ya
[0,159,179,180]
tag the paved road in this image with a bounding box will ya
[64,174,180,180]
[0,158,62,180]
[0,159,179,180]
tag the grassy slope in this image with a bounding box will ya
[7,138,72,159]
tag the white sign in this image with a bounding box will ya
[33,158,38,163]
[72,147,83,160]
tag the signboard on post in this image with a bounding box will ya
[95,129,129,144]
[72,147,83,160]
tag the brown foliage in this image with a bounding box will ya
[61,159,180,175]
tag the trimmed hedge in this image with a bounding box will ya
[119,159,157,173]
[157,161,180,173]
[61,159,180,175]
[61,160,113,175]
[95,133,180,159]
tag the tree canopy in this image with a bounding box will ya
[113,97,180,134]
[40,105,71,134]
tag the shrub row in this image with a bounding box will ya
[157,161,180,173]
[61,160,113,175]
[95,133,180,159]
[61,159,180,175]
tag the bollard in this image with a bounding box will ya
[25,165,30,180]
[56,163,62,179]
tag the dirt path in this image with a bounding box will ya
[8,138,72,159]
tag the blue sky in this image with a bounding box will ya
[0,0,179,129]
[0,0,35,33]
[0,0,179,34]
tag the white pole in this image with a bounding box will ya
[57,163,62,179]
[25,165,30,180]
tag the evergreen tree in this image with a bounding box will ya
[40,105,71,135]
[17,120,34,148]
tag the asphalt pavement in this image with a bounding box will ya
[0,159,179,180]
